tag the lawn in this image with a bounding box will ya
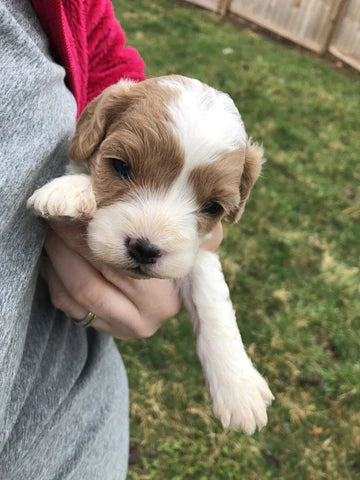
[112,1,360,478]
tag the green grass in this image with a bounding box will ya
[112,1,360,478]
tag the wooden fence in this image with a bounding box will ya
[183,0,360,71]
[329,0,360,70]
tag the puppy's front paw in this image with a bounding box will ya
[27,174,96,219]
[211,366,274,434]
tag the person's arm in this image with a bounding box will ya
[84,0,146,106]
[32,0,146,115]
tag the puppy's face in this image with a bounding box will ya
[69,76,263,279]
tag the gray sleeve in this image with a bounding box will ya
[0,2,129,478]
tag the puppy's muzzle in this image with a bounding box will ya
[126,237,162,265]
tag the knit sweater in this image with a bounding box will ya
[32,0,146,116]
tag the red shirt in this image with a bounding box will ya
[32,0,146,117]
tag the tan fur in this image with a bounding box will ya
[225,139,264,224]
[189,150,243,234]
[69,78,185,208]
[69,81,135,163]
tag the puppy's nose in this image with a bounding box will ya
[127,237,162,264]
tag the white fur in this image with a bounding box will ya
[180,250,274,433]
[161,77,246,171]
[88,186,200,279]
[155,78,248,220]
[27,174,96,218]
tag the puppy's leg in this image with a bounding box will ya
[27,171,96,220]
[179,249,274,434]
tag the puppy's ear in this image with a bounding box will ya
[225,138,264,224]
[69,80,135,162]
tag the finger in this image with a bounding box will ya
[45,260,88,319]
[48,221,91,258]
[99,264,182,320]
[201,221,223,251]
[46,259,129,336]
[44,231,145,336]
[98,264,163,298]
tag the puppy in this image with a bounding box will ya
[28,75,274,434]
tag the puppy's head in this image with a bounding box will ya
[69,75,263,279]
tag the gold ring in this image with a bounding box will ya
[74,311,97,328]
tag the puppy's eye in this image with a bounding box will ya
[111,158,132,180]
[201,201,223,216]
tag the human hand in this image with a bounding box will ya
[44,221,223,339]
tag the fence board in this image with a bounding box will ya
[182,0,220,11]
[229,0,344,53]
[329,0,360,70]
